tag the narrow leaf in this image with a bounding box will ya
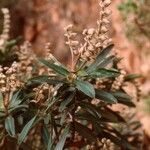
[18,116,37,144]
[47,132,53,150]
[8,105,28,113]
[54,124,70,150]
[95,89,117,104]
[79,102,101,119]
[0,92,4,109]
[8,91,22,108]
[98,55,115,68]
[111,91,135,107]
[42,126,49,145]
[75,80,95,98]
[39,59,69,76]
[99,107,125,123]
[125,74,142,81]
[86,44,114,73]
[27,75,63,85]
[102,131,134,150]
[5,116,15,137]
[59,93,74,111]
[88,68,119,78]
[74,121,96,142]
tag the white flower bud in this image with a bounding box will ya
[102,18,110,24]
[64,24,73,31]
[0,73,6,79]
[73,50,79,55]
[87,28,95,35]
[88,45,95,51]
[103,9,112,16]
[104,0,111,7]
[6,68,13,75]
[0,79,5,84]
[99,35,107,41]
[101,26,108,33]
[1,87,7,93]
[95,43,101,48]
[1,8,9,14]
[82,29,88,35]
[71,41,79,46]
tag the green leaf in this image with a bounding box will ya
[86,44,114,73]
[39,59,69,76]
[54,124,70,150]
[99,107,125,123]
[0,92,4,109]
[98,55,115,68]
[27,75,63,85]
[75,111,102,134]
[79,102,101,120]
[46,97,60,111]
[125,74,142,81]
[0,92,3,101]
[18,116,37,144]
[60,112,67,125]
[75,80,95,98]
[42,126,49,145]
[77,70,88,77]
[0,111,5,117]
[27,75,50,83]
[5,37,22,49]
[44,114,51,125]
[95,89,117,104]
[47,132,53,150]
[111,91,135,107]
[88,68,119,78]
[8,91,23,109]
[8,105,28,113]
[76,111,99,123]
[59,93,74,111]
[101,131,134,150]
[5,116,15,137]
[111,91,131,99]
[74,121,96,142]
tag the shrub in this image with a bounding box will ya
[0,1,142,149]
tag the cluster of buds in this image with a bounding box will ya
[80,28,99,62]
[0,62,22,107]
[111,69,126,91]
[98,0,112,47]
[64,24,79,69]
[100,138,115,150]
[32,83,56,104]
[45,42,52,60]
[86,138,115,150]
[0,62,22,93]
[0,8,10,51]
[133,80,141,101]
[17,41,35,79]
[79,0,112,62]
[31,133,42,150]
[64,24,79,55]
[95,78,112,89]
[33,84,49,104]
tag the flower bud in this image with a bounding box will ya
[87,28,95,35]
[101,26,108,33]
[104,0,111,7]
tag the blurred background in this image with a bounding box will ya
[0,0,150,142]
